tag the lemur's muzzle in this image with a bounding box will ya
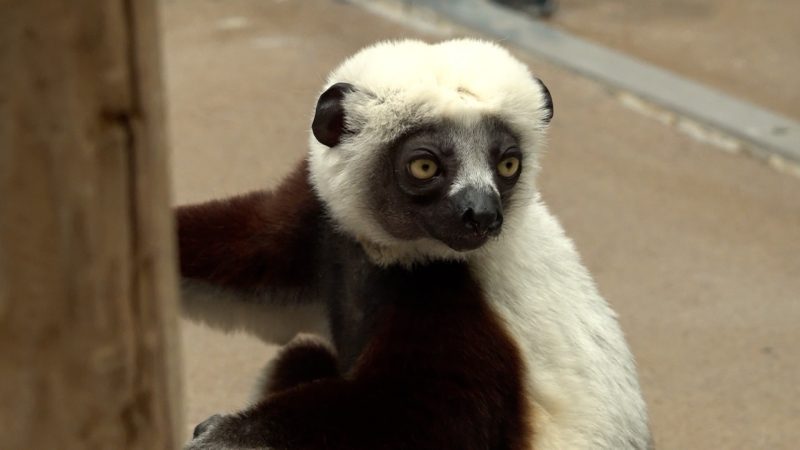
[451,187,503,237]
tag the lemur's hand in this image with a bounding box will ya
[185,413,274,450]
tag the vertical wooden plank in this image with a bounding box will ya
[0,1,181,449]
[124,0,184,446]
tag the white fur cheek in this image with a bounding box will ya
[308,139,394,246]
[310,142,459,265]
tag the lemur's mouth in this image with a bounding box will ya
[419,214,502,252]
[441,228,500,252]
[447,187,503,251]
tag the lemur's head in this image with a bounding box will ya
[308,39,552,263]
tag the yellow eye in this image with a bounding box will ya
[497,156,520,177]
[408,158,439,180]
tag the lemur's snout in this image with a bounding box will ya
[454,188,503,236]
[463,208,503,235]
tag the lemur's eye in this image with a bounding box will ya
[408,158,439,180]
[497,156,520,177]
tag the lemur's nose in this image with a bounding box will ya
[453,188,503,235]
[462,207,503,235]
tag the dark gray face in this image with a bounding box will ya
[369,117,523,251]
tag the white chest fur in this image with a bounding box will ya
[471,201,650,449]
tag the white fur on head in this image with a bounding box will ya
[308,39,551,265]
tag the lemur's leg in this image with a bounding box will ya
[253,334,340,399]
[176,160,328,343]
[185,262,531,450]
[192,336,341,444]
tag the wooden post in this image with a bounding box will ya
[0,1,182,449]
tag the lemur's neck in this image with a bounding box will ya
[355,235,473,268]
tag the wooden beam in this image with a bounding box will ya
[0,1,182,449]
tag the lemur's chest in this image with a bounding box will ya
[315,237,533,448]
[317,241,381,370]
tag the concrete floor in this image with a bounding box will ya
[162,0,800,448]
[553,0,800,120]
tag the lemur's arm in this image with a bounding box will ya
[176,160,328,343]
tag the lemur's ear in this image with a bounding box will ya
[312,82,356,147]
[535,78,553,124]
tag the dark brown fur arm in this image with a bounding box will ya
[176,160,322,293]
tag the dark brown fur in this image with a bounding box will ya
[176,160,322,291]
[262,338,341,397]
[191,263,531,450]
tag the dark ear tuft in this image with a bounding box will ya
[312,82,356,147]
[535,78,553,123]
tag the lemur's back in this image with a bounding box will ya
[472,200,651,449]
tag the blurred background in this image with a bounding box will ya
[164,0,799,448]
[552,0,800,119]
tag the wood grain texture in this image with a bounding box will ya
[0,1,181,449]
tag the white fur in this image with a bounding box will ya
[473,199,650,449]
[307,39,651,449]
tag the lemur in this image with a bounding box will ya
[179,39,651,449]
